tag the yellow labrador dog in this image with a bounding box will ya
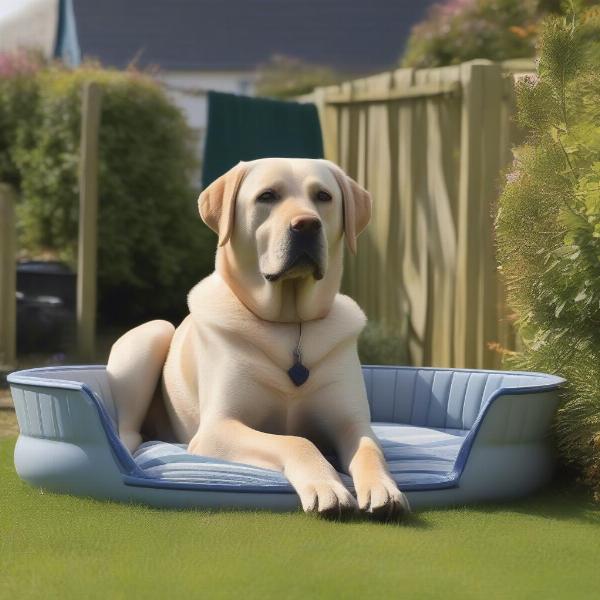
[107,158,409,519]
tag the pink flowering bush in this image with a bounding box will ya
[402,0,547,68]
[0,50,44,77]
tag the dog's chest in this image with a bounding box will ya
[200,317,332,396]
[188,275,366,379]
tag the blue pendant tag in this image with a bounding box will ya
[288,326,309,387]
[288,361,310,386]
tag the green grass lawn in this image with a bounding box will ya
[1,436,599,599]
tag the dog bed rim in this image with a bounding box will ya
[7,364,565,495]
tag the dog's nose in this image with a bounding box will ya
[290,215,322,234]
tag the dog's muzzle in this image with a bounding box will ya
[263,219,325,282]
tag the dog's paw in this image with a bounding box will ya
[356,478,411,521]
[298,480,358,519]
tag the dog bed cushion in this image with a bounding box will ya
[133,423,468,492]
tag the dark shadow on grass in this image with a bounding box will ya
[298,509,432,529]
[357,511,431,529]
[121,502,433,528]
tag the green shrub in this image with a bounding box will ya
[495,7,600,499]
[358,321,408,366]
[0,51,42,186]
[0,60,216,324]
[255,55,343,99]
[401,0,555,68]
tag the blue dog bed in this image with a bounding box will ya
[8,365,564,510]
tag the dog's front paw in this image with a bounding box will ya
[298,480,358,519]
[356,477,411,521]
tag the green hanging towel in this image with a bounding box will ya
[202,91,324,187]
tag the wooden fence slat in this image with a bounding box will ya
[0,183,16,366]
[479,63,504,369]
[453,61,488,369]
[76,82,102,362]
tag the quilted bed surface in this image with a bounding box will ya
[133,423,468,492]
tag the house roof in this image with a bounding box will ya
[73,0,437,73]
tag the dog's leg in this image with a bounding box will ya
[107,320,174,452]
[308,358,411,520]
[335,423,411,520]
[189,419,357,517]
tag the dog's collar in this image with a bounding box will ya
[287,322,310,387]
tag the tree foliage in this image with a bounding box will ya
[495,6,600,499]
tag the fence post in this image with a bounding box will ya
[0,183,16,367]
[76,82,102,362]
[454,61,504,369]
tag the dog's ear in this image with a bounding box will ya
[328,163,372,255]
[198,162,248,246]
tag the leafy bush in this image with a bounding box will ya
[495,7,600,499]
[401,0,553,68]
[0,51,43,187]
[255,55,343,99]
[358,321,408,366]
[0,60,216,325]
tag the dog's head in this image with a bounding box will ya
[198,158,371,322]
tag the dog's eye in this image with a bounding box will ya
[316,190,332,202]
[256,190,278,203]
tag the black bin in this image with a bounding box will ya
[16,261,76,354]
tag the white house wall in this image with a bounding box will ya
[158,70,257,181]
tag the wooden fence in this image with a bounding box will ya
[306,59,535,370]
